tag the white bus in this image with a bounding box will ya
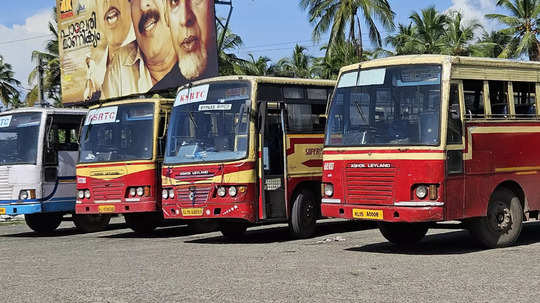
[0,107,98,233]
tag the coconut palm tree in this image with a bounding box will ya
[486,0,540,60]
[471,30,515,58]
[234,54,276,76]
[299,0,395,58]
[385,23,420,55]
[0,55,21,109]
[275,45,314,78]
[409,6,448,55]
[441,11,482,56]
[311,41,385,79]
[27,7,60,106]
[217,25,245,76]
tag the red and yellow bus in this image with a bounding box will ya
[322,55,540,248]
[75,98,173,233]
[161,76,335,238]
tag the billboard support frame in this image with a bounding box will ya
[215,0,233,53]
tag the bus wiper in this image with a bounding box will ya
[188,112,198,130]
[353,101,367,123]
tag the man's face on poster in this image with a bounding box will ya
[130,0,173,62]
[96,0,133,52]
[166,0,213,79]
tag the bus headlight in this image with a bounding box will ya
[128,188,136,197]
[19,190,29,200]
[84,190,91,199]
[217,187,226,197]
[162,189,169,200]
[415,185,428,199]
[228,186,237,197]
[136,187,144,197]
[324,184,334,197]
[78,190,85,199]
[168,189,175,199]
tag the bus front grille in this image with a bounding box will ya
[176,185,212,205]
[92,182,125,201]
[345,168,396,205]
[0,167,11,200]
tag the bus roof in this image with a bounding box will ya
[87,98,174,110]
[339,55,540,73]
[178,75,336,90]
[0,106,87,116]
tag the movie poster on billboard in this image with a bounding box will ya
[57,0,219,105]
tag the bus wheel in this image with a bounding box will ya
[470,189,523,248]
[289,189,317,239]
[25,213,63,233]
[73,214,111,233]
[124,212,162,234]
[219,222,248,240]
[378,222,428,246]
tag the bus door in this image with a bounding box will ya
[259,101,287,220]
[42,114,84,211]
[445,82,466,220]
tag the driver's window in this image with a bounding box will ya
[447,83,463,145]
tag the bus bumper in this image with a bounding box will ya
[75,201,158,214]
[162,202,256,222]
[0,202,42,215]
[321,202,444,223]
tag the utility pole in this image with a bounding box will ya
[37,55,46,107]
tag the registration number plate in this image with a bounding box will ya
[0,208,5,215]
[352,209,383,220]
[181,208,204,217]
[98,205,115,213]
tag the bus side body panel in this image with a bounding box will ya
[463,122,540,218]
[285,134,324,213]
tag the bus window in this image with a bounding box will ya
[489,81,509,119]
[513,82,536,118]
[447,84,462,145]
[463,80,485,119]
[287,103,326,133]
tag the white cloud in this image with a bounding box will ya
[0,10,53,96]
[446,0,498,32]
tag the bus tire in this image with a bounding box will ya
[124,212,162,234]
[219,222,248,240]
[469,189,523,248]
[289,189,318,239]
[73,214,111,233]
[378,222,428,246]
[25,213,63,233]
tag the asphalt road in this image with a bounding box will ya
[1,218,540,303]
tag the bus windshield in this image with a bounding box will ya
[165,81,251,165]
[326,65,442,147]
[79,103,155,163]
[0,112,42,165]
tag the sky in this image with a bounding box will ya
[0,0,501,101]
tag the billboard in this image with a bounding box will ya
[57,0,218,104]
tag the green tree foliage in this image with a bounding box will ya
[300,0,395,58]
[275,45,314,78]
[27,7,61,106]
[486,0,540,60]
[0,55,21,109]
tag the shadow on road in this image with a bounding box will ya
[0,222,127,238]
[345,221,540,255]
[101,224,209,239]
[184,220,377,244]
